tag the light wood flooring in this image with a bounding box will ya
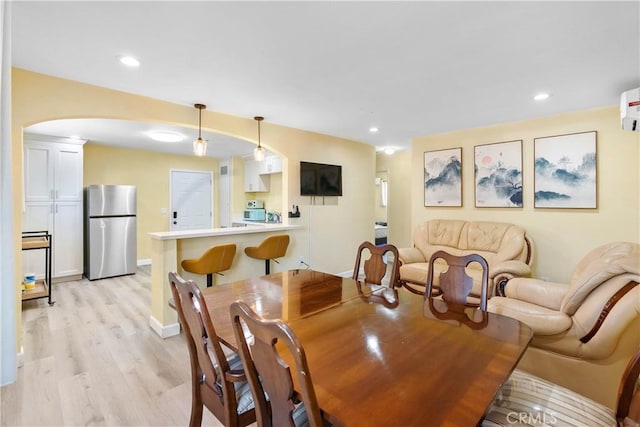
[0,266,225,426]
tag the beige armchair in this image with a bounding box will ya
[488,241,640,409]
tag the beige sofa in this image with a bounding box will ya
[397,219,533,298]
[488,241,640,409]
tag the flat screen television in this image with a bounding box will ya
[300,161,342,196]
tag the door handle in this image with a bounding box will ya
[173,211,177,219]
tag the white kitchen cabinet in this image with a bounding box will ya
[22,135,85,280]
[24,137,83,202]
[259,155,283,175]
[244,158,270,192]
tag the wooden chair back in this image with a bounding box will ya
[352,241,401,289]
[230,301,326,427]
[424,251,489,328]
[169,272,255,427]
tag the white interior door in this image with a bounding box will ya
[219,160,231,227]
[170,170,213,231]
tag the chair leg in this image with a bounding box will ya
[206,274,212,288]
[189,386,204,427]
[265,259,270,275]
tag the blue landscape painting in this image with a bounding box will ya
[424,148,462,206]
[475,140,522,207]
[534,132,597,208]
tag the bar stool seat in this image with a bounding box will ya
[244,235,290,275]
[181,243,236,287]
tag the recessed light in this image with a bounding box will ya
[369,127,379,133]
[533,92,550,101]
[147,130,185,142]
[384,147,395,155]
[119,56,140,67]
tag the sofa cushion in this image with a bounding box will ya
[399,219,532,298]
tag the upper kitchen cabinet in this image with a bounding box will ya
[244,158,270,192]
[24,135,84,202]
[22,134,85,280]
[259,155,283,175]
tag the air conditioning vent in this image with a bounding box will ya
[621,88,640,132]
[220,165,228,175]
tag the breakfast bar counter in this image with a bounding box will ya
[148,223,301,338]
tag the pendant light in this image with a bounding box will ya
[193,103,207,156]
[253,116,265,162]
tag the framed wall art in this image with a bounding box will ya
[534,131,597,208]
[424,147,462,207]
[474,140,523,207]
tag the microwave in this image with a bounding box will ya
[246,200,264,209]
[244,208,266,221]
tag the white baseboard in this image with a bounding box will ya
[17,346,24,368]
[336,270,354,278]
[137,259,152,266]
[148,315,180,338]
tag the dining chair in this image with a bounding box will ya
[482,347,640,426]
[424,251,490,328]
[352,241,402,289]
[168,272,256,427]
[229,301,331,427]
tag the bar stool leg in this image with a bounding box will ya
[207,273,213,288]
[265,260,270,275]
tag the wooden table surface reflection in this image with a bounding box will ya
[199,269,533,426]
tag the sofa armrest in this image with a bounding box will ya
[487,297,572,335]
[491,260,531,279]
[397,247,426,265]
[503,278,567,311]
[491,260,532,296]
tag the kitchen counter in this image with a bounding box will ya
[148,222,298,240]
[148,222,303,338]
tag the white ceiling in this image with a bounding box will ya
[11,1,640,158]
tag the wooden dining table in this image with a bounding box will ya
[193,269,533,426]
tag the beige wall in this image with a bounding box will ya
[83,143,219,261]
[376,150,413,249]
[11,68,375,349]
[411,106,640,282]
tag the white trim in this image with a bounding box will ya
[137,258,151,266]
[16,347,24,368]
[23,133,86,146]
[149,315,180,338]
[336,270,353,278]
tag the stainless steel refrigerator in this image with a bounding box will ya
[85,185,137,280]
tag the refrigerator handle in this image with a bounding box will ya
[55,204,58,214]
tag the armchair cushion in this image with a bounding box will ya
[562,241,640,314]
[488,297,572,335]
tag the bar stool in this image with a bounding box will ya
[181,243,236,287]
[244,235,290,275]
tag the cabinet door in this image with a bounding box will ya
[244,159,270,192]
[22,202,54,280]
[258,155,283,175]
[53,201,84,277]
[24,143,54,202]
[55,144,84,201]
